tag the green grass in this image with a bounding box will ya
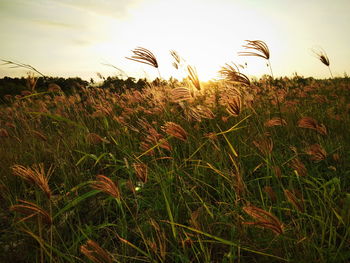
[0,75,349,263]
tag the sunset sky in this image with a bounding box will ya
[0,0,349,81]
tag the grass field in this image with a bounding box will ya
[1,51,350,262]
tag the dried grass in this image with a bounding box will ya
[238,40,270,60]
[91,175,121,200]
[80,240,112,263]
[311,47,333,78]
[243,205,284,235]
[253,137,273,156]
[297,117,327,135]
[170,50,182,70]
[12,163,53,199]
[264,186,277,202]
[126,47,158,68]
[86,133,110,144]
[284,189,304,212]
[265,117,287,127]
[187,65,201,91]
[170,87,192,103]
[149,219,167,259]
[290,158,307,177]
[162,122,188,142]
[226,96,242,117]
[133,163,148,183]
[219,63,250,86]
[305,144,327,161]
[0,128,9,137]
[10,199,52,225]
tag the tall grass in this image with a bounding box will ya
[0,46,350,263]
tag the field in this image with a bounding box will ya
[0,56,350,262]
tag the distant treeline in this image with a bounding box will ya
[0,76,160,103]
[0,74,349,103]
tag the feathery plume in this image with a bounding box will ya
[264,186,277,202]
[86,133,110,144]
[187,65,201,91]
[243,205,284,235]
[264,117,287,127]
[0,128,9,137]
[149,219,167,259]
[185,105,215,122]
[26,73,38,91]
[297,117,327,135]
[133,163,148,183]
[91,175,121,200]
[162,122,188,142]
[290,158,307,177]
[219,63,250,86]
[10,200,52,225]
[272,165,282,179]
[170,50,182,69]
[226,96,242,117]
[80,240,112,263]
[48,83,62,92]
[126,47,158,68]
[31,130,48,141]
[284,189,304,212]
[170,87,192,103]
[333,153,340,162]
[311,47,333,78]
[253,137,273,156]
[238,40,270,60]
[12,163,53,199]
[238,40,274,78]
[232,171,247,200]
[305,144,327,161]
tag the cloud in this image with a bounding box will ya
[71,38,93,46]
[53,0,142,19]
[31,20,79,29]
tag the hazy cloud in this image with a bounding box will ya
[53,0,143,19]
[71,38,93,46]
[31,20,79,29]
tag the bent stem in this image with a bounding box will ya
[268,59,274,79]
[267,59,283,121]
[328,66,334,79]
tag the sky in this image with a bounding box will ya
[0,0,349,81]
